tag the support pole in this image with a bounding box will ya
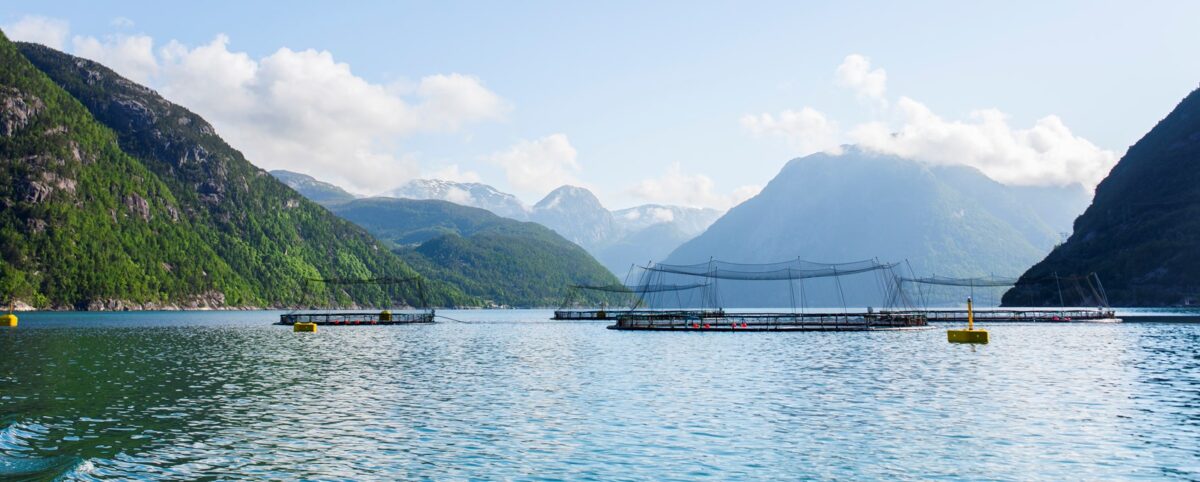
[967,296,975,331]
[1055,272,1065,307]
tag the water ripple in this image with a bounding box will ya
[0,312,1197,479]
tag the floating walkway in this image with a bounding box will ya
[553,309,723,321]
[277,311,434,326]
[909,308,1119,323]
[607,311,930,332]
[563,307,1119,323]
[563,259,1120,332]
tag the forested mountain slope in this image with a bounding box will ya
[1004,87,1200,306]
[4,36,469,308]
[331,197,621,307]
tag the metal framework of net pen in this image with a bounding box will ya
[624,257,913,313]
[898,272,1110,308]
[291,275,431,312]
[557,282,709,310]
[1009,272,1111,308]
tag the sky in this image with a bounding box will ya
[3,1,1199,209]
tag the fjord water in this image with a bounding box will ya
[1,311,1198,480]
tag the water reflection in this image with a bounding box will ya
[0,312,1197,479]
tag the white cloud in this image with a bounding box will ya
[110,17,135,29]
[647,207,675,223]
[628,162,761,210]
[3,15,69,49]
[72,34,158,84]
[742,53,1117,188]
[850,97,1117,187]
[150,35,507,193]
[730,184,763,206]
[0,14,509,194]
[486,134,581,197]
[835,54,887,101]
[740,107,841,155]
[443,187,473,205]
[414,74,509,130]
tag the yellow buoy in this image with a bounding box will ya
[1,302,15,327]
[379,310,392,322]
[948,297,988,344]
[293,322,317,333]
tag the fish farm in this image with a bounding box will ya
[608,311,929,331]
[276,310,435,326]
[280,276,436,327]
[552,258,1119,331]
[591,258,932,331]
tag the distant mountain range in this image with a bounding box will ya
[664,147,1091,307]
[325,197,620,307]
[274,169,720,286]
[382,179,529,220]
[1004,87,1200,307]
[379,179,723,276]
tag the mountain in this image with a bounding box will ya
[10,37,469,308]
[383,179,529,220]
[0,32,249,309]
[664,148,1088,307]
[361,176,722,277]
[612,204,722,237]
[328,197,621,307]
[929,165,1089,251]
[597,223,700,279]
[270,169,356,205]
[600,205,722,277]
[528,187,723,275]
[529,185,617,250]
[1003,87,1200,307]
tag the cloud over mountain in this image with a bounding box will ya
[629,162,761,210]
[2,15,68,49]
[3,15,509,194]
[744,53,1117,188]
[486,134,582,198]
[835,54,887,102]
[740,107,841,154]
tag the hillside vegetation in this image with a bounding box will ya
[1004,87,1200,306]
[1,34,470,308]
[331,197,622,307]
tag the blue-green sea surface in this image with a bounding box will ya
[1,310,1198,480]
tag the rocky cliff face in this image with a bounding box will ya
[1004,87,1200,306]
[0,31,255,309]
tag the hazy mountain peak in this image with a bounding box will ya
[664,147,1090,306]
[384,178,529,220]
[534,185,602,210]
[270,169,357,205]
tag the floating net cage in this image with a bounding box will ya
[557,282,710,310]
[897,272,1110,308]
[289,276,432,312]
[560,258,916,313]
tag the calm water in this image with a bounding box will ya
[1,310,1198,480]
